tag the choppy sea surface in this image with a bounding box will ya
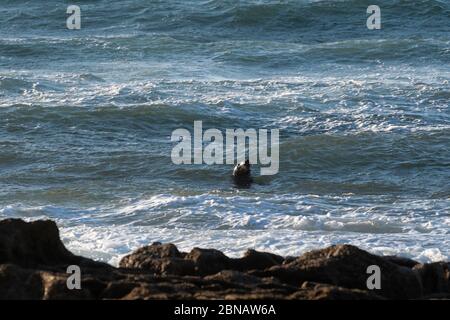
[0,0,449,265]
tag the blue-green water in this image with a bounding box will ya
[0,0,449,264]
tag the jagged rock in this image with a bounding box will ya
[119,243,195,275]
[40,272,94,300]
[119,244,285,276]
[0,219,78,268]
[0,219,108,271]
[185,248,232,275]
[414,262,449,295]
[120,243,182,268]
[1,219,449,300]
[204,270,265,287]
[289,282,385,300]
[185,247,284,275]
[0,263,111,300]
[384,256,420,268]
[0,264,43,299]
[102,280,145,299]
[250,244,423,299]
[203,270,291,291]
[235,249,284,271]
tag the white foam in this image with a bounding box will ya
[2,194,448,266]
[58,223,449,266]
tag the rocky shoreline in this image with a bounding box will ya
[0,219,448,300]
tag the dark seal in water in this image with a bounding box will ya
[233,160,253,187]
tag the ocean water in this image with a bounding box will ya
[0,0,449,265]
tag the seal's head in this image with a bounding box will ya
[232,160,252,188]
[233,159,251,177]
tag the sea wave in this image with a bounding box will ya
[2,0,449,34]
[1,0,449,267]
[1,196,448,265]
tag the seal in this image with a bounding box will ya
[232,159,253,187]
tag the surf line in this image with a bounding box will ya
[170,120,279,175]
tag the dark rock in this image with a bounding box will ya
[0,264,43,299]
[102,281,144,299]
[119,243,194,275]
[384,256,420,268]
[289,282,385,300]
[120,246,284,276]
[234,249,284,271]
[136,257,195,276]
[204,270,281,289]
[251,244,423,299]
[0,219,78,268]
[120,243,182,268]
[414,262,449,295]
[1,219,448,300]
[0,218,108,271]
[40,271,94,300]
[185,248,232,275]
[205,270,261,286]
[283,256,297,264]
